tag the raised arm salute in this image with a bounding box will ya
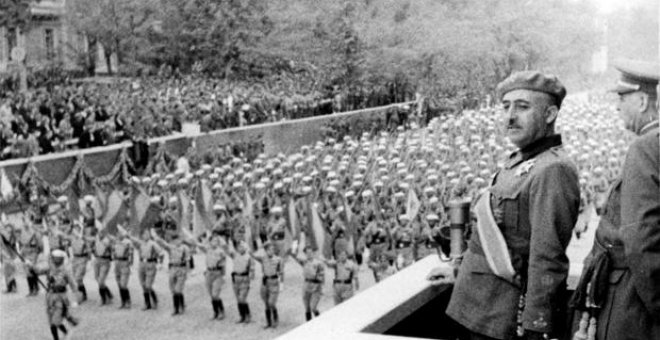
[228,240,254,323]
[193,233,229,320]
[125,228,163,311]
[250,242,283,328]
[291,246,325,321]
[152,231,190,316]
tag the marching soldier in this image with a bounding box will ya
[153,231,191,316]
[414,214,441,261]
[364,217,389,281]
[1,222,18,293]
[63,223,91,302]
[126,229,163,311]
[431,71,580,340]
[194,233,228,320]
[291,245,325,321]
[266,206,287,257]
[251,242,284,328]
[325,249,359,305]
[19,219,44,296]
[112,230,134,309]
[93,232,114,305]
[572,60,660,340]
[228,240,254,323]
[32,250,80,340]
[392,215,414,269]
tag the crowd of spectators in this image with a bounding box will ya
[0,75,412,161]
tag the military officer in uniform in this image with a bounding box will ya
[32,250,80,340]
[572,60,660,340]
[93,232,114,305]
[292,245,325,321]
[229,240,254,323]
[63,223,90,302]
[194,233,228,320]
[153,231,190,316]
[325,249,359,305]
[1,222,18,293]
[126,228,163,311]
[431,71,580,340]
[112,230,134,309]
[251,241,284,328]
[19,221,44,296]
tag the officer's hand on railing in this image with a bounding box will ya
[426,266,455,286]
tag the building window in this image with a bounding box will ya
[45,28,54,60]
[7,28,17,59]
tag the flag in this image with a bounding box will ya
[0,168,13,201]
[100,190,129,236]
[306,196,332,259]
[405,188,421,221]
[192,179,213,236]
[177,190,192,233]
[243,191,256,251]
[286,197,300,237]
[340,196,355,256]
[129,189,159,237]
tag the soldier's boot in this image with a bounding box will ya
[150,290,158,309]
[272,307,279,328]
[118,289,126,308]
[236,304,245,323]
[105,287,113,301]
[50,325,60,340]
[99,287,107,305]
[79,285,87,302]
[211,300,219,319]
[171,294,179,316]
[124,289,131,309]
[313,310,320,317]
[305,311,312,321]
[58,325,68,338]
[4,279,15,293]
[243,304,251,323]
[217,299,225,320]
[142,292,152,310]
[26,277,34,296]
[179,294,186,314]
[264,308,272,329]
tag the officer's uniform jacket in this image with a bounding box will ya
[447,135,580,339]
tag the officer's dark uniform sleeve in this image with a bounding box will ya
[621,134,660,317]
[523,161,579,333]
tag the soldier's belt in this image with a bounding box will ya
[207,266,225,271]
[73,253,89,258]
[96,256,111,260]
[263,275,279,280]
[333,279,352,284]
[142,258,158,263]
[305,279,322,284]
[232,272,249,277]
[114,257,129,261]
[397,241,412,248]
[373,238,387,244]
[169,262,187,268]
[50,286,67,293]
[271,233,285,241]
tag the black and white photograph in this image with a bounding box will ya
[0,0,658,339]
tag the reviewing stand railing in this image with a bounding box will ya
[276,256,583,340]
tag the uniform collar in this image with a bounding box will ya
[506,134,562,168]
[639,120,659,135]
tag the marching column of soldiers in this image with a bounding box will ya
[1,60,656,340]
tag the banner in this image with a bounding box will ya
[0,168,13,201]
[192,179,213,236]
[129,189,160,237]
[243,191,256,251]
[100,190,128,236]
[405,189,421,221]
[306,197,332,259]
[177,190,192,233]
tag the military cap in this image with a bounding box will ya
[233,182,243,188]
[255,182,266,190]
[57,195,68,203]
[399,214,410,221]
[83,195,95,203]
[51,249,67,258]
[212,182,222,190]
[362,189,373,197]
[142,177,152,184]
[273,182,284,190]
[429,197,439,204]
[131,176,140,183]
[610,59,660,95]
[165,174,175,180]
[302,186,313,194]
[149,196,161,204]
[271,206,283,214]
[373,181,384,188]
[326,186,337,193]
[194,170,204,177]
[283,177,293,184]
[426,213,439,221]
[394,192,405,199]
[497,71,567,108]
